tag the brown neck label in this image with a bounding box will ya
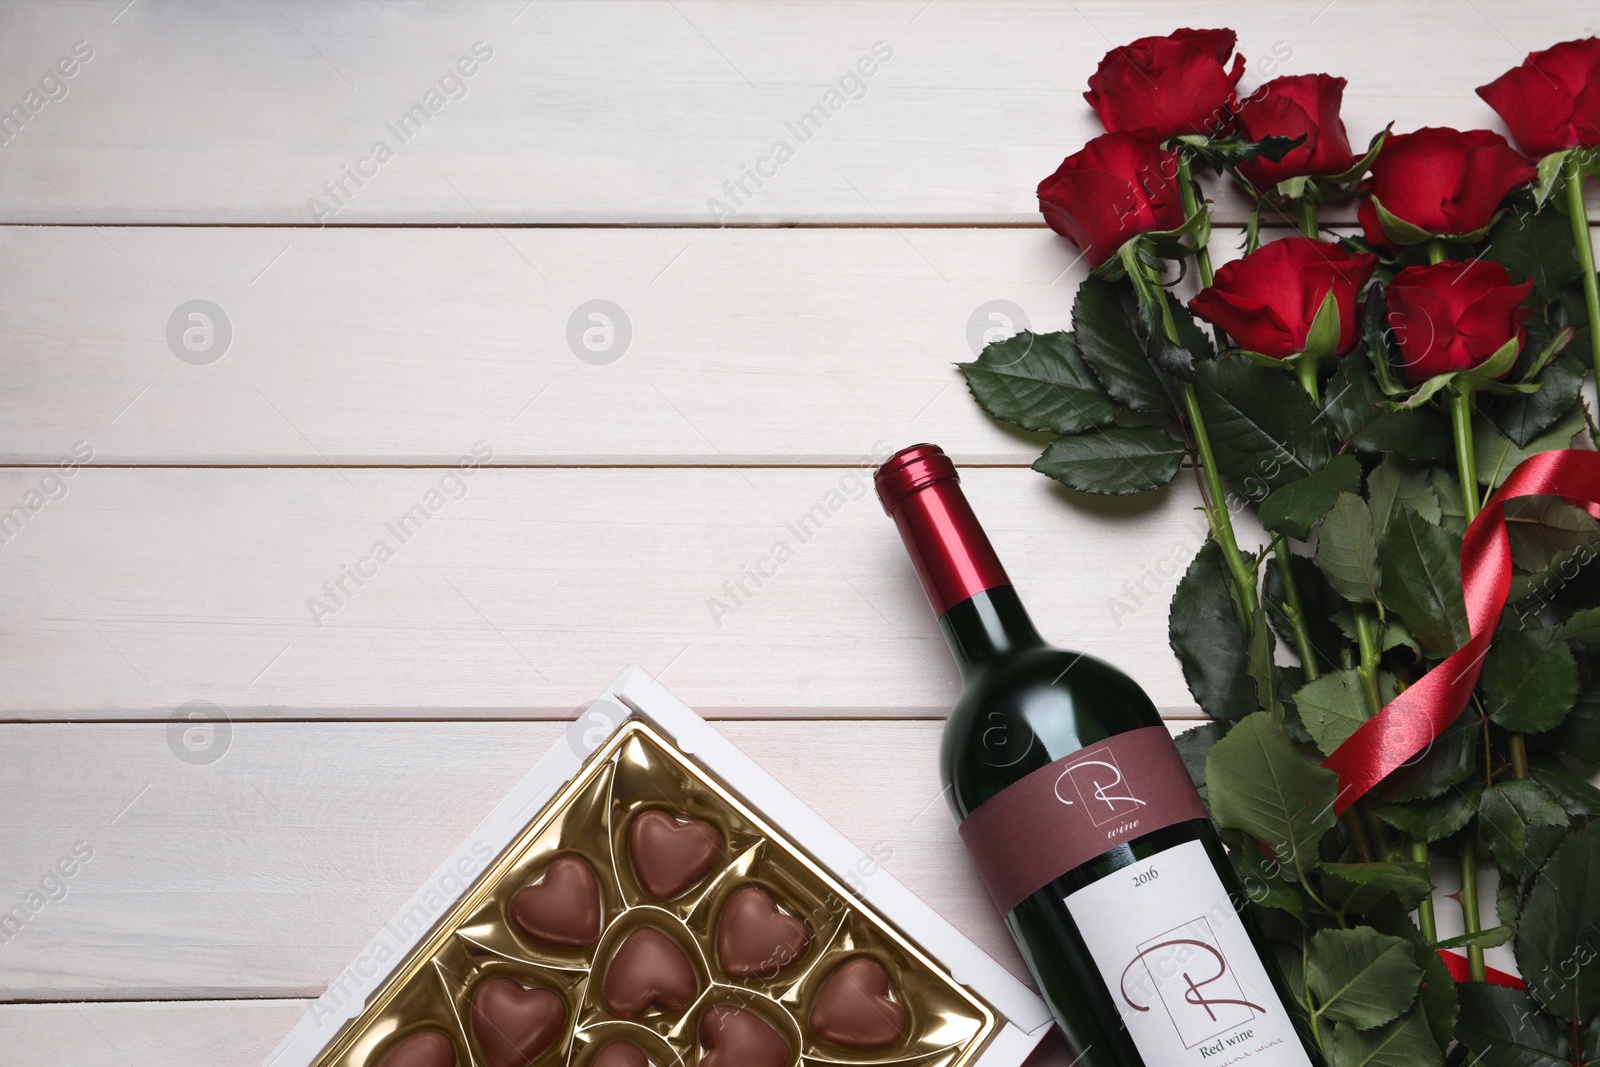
[957,725,1209,914]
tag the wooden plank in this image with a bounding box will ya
[0,719,1200,999]
[0,999,1082,1067]
[0,0,1593,225]
[0,465,1234,720]
[0,225,1082,466]
[7,224,1592,466]
[0,1000,310,1066]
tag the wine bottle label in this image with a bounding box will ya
[958,725,1208,913]
[1065,839,1313,1066]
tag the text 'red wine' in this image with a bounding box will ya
[875,443,1323,1067]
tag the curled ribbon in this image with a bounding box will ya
[1322,448,1600,811]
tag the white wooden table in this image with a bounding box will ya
[1,2,1595,1062]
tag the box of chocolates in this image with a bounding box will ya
[264,669,1053,1067]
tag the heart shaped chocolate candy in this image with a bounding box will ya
[376,1029,457,1067]
[588,1039,649,1067]
[716,885,811,978]
[471,976,567,1067]
[809,956,907,1050]
[628,810,721,899]
[510,852,602,948]
[602,926,700,1018]
[698,1004,791,1067]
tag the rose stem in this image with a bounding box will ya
[1564,154,1600,387]
[1448,390,1481,520]
[1181,382,1259,626]
[1411,839,1438,942]
[1351,607,1384,714]
[1270,542,1320,680]
[1295,197,1318,240]
[1172,149,1259,628]
[1433,227,1489,975]
[1459,834,1487,982]
[1175,151,1216,288]
[1438,221,1481,523]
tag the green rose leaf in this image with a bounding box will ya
[1221,828,1306,922]
[1504,494,1600,576]
[1365,899,1458,1049]
[1194,357,1330,496]
[1306,926,1422,1029]
[1325,345,1450,461]
[1332,1008,1443,1066]
[1481,195,1586,299]
[1367,455,1442,540]
[1454,982,1572,1067]
[1173,720,1228,799]
[1206,713,1339,882]
[1263,553,1348,678]
[958,330,1119,434]
[1370,786,1481,843]
[1530,764,1600,817]
[1474,401,1584,490]
[1072,276,1175,414]
[1553,678,1600,761]
[1481,626,1579,732]
[1316,493,1382,605]
[1260,454,1363,540]
[1479,779,1570,879]
[1031,425,1184,495]
[1563,607,1600,648]
[1379,505,1469,659]
[1492,351,1584,448]
[1433,925,1515,952]
[1169,539,1257,722]
[1320,861,1434,914]
[1295,669,1373,756]
[1517,820,1600,1022]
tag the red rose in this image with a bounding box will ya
[1038,130,1185,269]
[1188,238,1377,359]
[1358,127,1535,244]
[1234,74,1357,189]
[1386,260,1533,384]
[1084,28,1245,140]
[1478,38,1600,157]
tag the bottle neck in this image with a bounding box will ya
[874,446,1043,676]
[938,585,1045,677]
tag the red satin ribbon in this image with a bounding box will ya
[1439,948,1526,989]
[1322,448,1600,811]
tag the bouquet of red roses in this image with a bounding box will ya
[962,29,1600,1067]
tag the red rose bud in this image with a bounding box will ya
[1478,38,1600,157]
[1188,237,1377,359]
[1386,260,1533,385]
[1359,127,1535,244]
[1037,130,1186,269]
[1234,74,1357,189]
[1084,28,1246,140]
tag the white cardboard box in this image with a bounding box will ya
[265,667,1054,1067]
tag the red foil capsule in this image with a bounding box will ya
[874,444,1010,616]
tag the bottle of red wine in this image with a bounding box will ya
[875,444,1323,1067]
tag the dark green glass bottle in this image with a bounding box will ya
[876,444,1323,1067]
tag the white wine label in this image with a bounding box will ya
[1064,839,1313,1066]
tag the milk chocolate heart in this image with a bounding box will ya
[698,1003,791,1067]
[601,926,700,1018]
[588,1039,649,1067]
[471,976,567,1067]
[716,885,811,978]
[510,852,602,948]
[809,956,906,1049]
[376,1029,457,1067]
[628,809,721,899]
